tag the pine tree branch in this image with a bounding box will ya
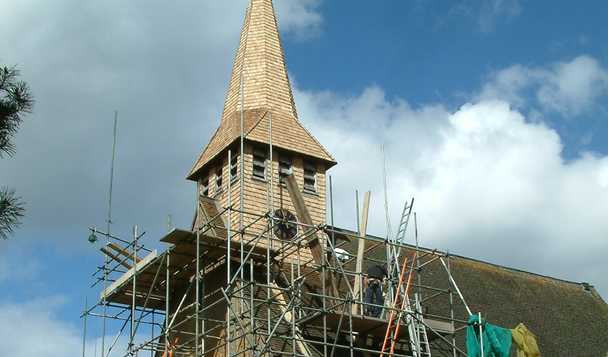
[0,187,25,240]
[0,65,34,158]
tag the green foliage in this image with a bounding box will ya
[0,187,25,240]
[0,66,34,157]
[0,65,33,239]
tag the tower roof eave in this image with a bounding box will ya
[187,109,336,181]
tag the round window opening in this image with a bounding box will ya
[273,208,298,240]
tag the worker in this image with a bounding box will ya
[364,263,387,317]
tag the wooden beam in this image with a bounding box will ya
[284,174,322,264]
[284,174,339,297]
[108,242,140,263]
[352,191,371,315]
[101,250,158,300]
[270,283,312,356]
[100,246,132,270]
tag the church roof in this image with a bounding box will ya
[188,0,336,180]
[432,255,608,356]
[333,226,608,356]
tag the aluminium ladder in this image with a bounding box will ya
[386,198,415,308]
[395,198,415,244]
[409,294,432,357]
[380,253,426,357]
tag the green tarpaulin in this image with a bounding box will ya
[466,314,512,357]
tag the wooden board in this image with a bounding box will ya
[352,191,371,314]
[300,312,454,340]
[161,228,275,262]
[102,228,280,310]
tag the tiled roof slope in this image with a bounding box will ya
[426,255,608,356]
[188,0,335,180]
[335,227,608,356]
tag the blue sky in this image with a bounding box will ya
[288,0,608,157]
[1,1,608,356]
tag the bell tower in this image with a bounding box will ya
[187,0,336,243]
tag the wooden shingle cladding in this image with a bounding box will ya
[189,109,265,181]
[179,1,340,351]
[189,110,336,182]
[187,0,335,181]
[195,142,327,263]
[245,110,335,168]
[222,0,297,119]
[188,0,335,265]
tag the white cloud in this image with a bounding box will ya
[443,0,522,33]
[296,86,608,298]
[0,1,325,350]
[0,0,324,245]
[3,0,603,353]
[480,55,608,116]
[0,297,150,357]
[0,298,81,357]
[478,65,536,106]
[477,0,522,33]
[275,0,323,39]
[537,55,608,115]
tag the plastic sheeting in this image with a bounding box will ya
[466,314,512,357]
[511,323,541,357]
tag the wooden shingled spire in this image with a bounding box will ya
[188,0,336,180]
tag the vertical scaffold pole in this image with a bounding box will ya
[268,111,273,212]
[82,298,88,357]
[150,311,154,357]
[321,231,328,357]
[102,111,118,357]
[227,149,232,357]
[130,225,138,356]
[267,108,273,351]
[479,312,484,356]
[447,253,457,357]
[348,292,354,357]
[355,190,360,235]
[249,259,255,355]
[165,252,170,357]
[291,262,296,355]
[266,215,272,352]
[329,175,335,246]
[381,144,394,307]
[196,180,201,357]
[415,213,421,296]
[382,144,392,239]
[238,65,245,355]
[202,267,206,355]
[239,69,245,286]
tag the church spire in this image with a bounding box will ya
[188,0,335,180]
[221,0,298,119]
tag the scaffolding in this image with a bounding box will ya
[82,186,474,357]
[78,0,487,353]
[83,89,472,357]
